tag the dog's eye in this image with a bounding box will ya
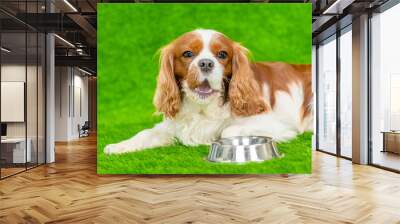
[182,51,194,58]
[217,51,228,59]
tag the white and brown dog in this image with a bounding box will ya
[105,29,312,154]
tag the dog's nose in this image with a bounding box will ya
[198,59,214,72]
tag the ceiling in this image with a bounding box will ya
[1,0,394,74]
[1,0,314,75]
[312,0,391,43]
[1,0,97,73]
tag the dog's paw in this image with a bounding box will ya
[221,125,243,138]
[104,143,132,155]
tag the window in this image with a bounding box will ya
[339,27,352,158]
[390,74,400,130]
[370,2,400,171]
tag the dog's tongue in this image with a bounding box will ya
[197,80,211,92]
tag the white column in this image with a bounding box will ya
[46,32,55,163]
[45,0,56,163]
[312,45,317,150]
[352,14,369,164]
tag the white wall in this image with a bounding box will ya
[55,67,70,141]
[1,63,46,164]
[54,67,89,141]
[1,65,25,130]
[1,65,41,138]
[72,73,89,138]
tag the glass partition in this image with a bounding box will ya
[317,35,337,154]
[0,2,46,179]
[27,31,38,169]
[1,31,28,178]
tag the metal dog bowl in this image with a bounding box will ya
[207,136,283,163]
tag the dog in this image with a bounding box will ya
[105,29,312,154]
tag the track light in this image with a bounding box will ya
[63,0,78,12]
[1,47,11,53]
[78,67,93,76]
[322,0,354,15]
[54,34,75,48]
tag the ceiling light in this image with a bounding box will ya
[78,67,93,76]
[1,47,11,53]
[323,0,354,15]
[54,34,75,48]
[63,0,78,12]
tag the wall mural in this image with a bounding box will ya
[97,3,312,174]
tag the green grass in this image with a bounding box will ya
[97,132,312,174]
[97,3,312,174]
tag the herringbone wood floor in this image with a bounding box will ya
[1,135,400,224]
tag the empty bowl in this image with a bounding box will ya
[207,136,283,163]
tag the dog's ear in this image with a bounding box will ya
[229,43,269,116]
[153,45,181,118]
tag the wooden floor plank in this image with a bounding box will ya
[0,135,400,223]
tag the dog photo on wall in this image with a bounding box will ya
[98,3,312,174]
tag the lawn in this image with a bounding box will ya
[97,3,312,174]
